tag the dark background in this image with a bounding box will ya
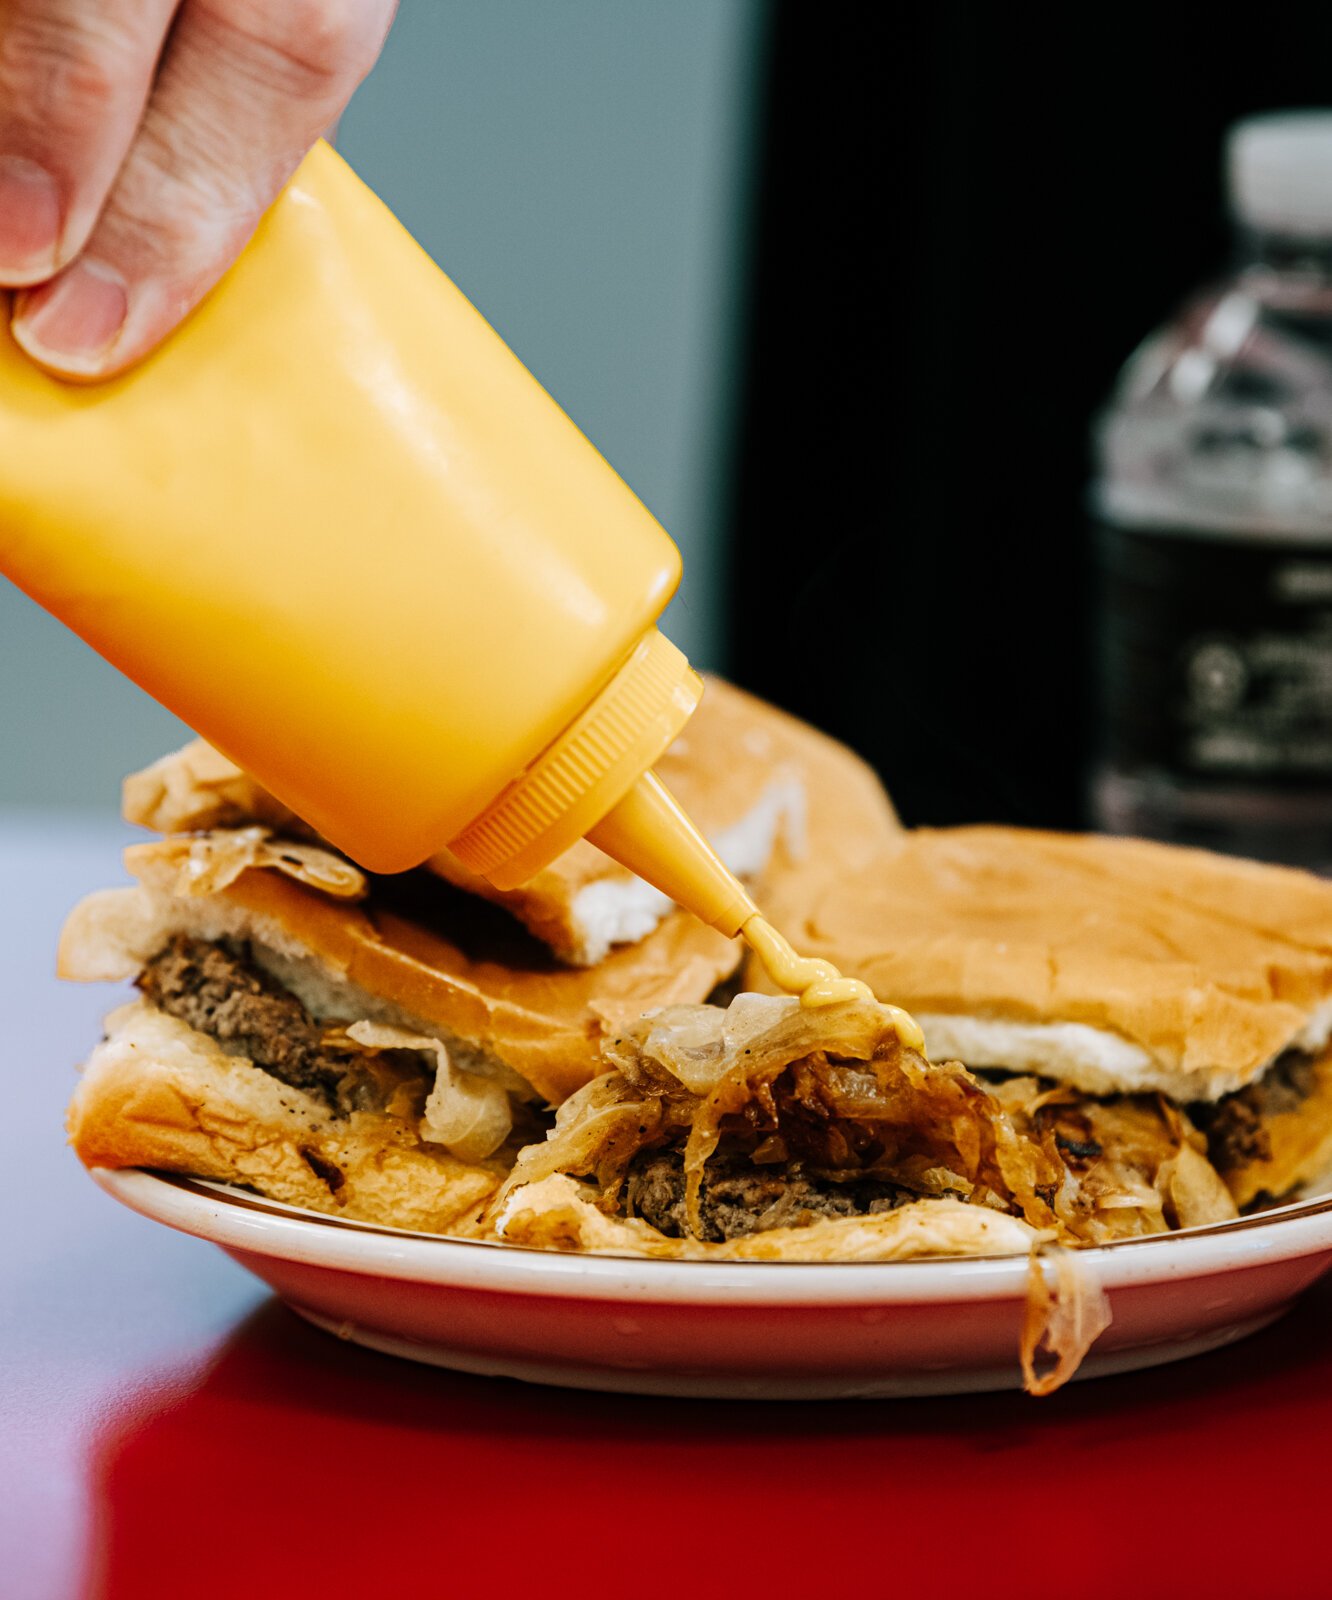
[726,2,1332,830]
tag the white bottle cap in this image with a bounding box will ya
[1228,111,1332,235]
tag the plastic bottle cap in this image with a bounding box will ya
[449,628,702,889]
[1228,111,1332,235]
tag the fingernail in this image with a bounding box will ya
[12,258,129,372]
[0,156,62,280]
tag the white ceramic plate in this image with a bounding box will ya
[94,1167,1332,1399]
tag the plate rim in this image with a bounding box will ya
[92,1166,1332,1306]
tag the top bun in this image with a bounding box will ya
[60,833,746,1106]
[123,675,902,965]
[766,826,1332,1102]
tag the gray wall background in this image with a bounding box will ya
[0,0,763,810]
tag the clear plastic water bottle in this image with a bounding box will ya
[1092,111,1332,870]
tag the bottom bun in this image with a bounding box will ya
[67,1000,505,1233]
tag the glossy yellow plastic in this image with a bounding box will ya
[587,769,758,934]
[0,142,685,874]
[451,629,703,888]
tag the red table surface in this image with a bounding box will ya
[4,821,1330,1600]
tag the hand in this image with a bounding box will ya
[0,0,397,378]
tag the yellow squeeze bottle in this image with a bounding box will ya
[0,142,913,1031]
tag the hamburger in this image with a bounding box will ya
[486,828,1332,1267]
[751,826,1332,1221]
[62,679,902,1233]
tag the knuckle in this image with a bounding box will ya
[206,0,386,95]
[274,0,379,79]
[0,12,144,132]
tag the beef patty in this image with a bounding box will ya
[1195,1051,1320,1176]
[625,1149,912,1242]
[136,935,363,1106]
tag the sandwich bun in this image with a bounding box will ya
[766,826,1332,1102]
[67,999,503,1232]
[122,676,902,965]
[60,832,743,1106]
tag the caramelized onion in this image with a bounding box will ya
[991,1079,1237,1242]
[142,826,367,901]
[497,994,1065,1238]
[1020,1248,1113,1396]
[345,1020,512,1161]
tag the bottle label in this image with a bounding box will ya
[1099,523,1332,783]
